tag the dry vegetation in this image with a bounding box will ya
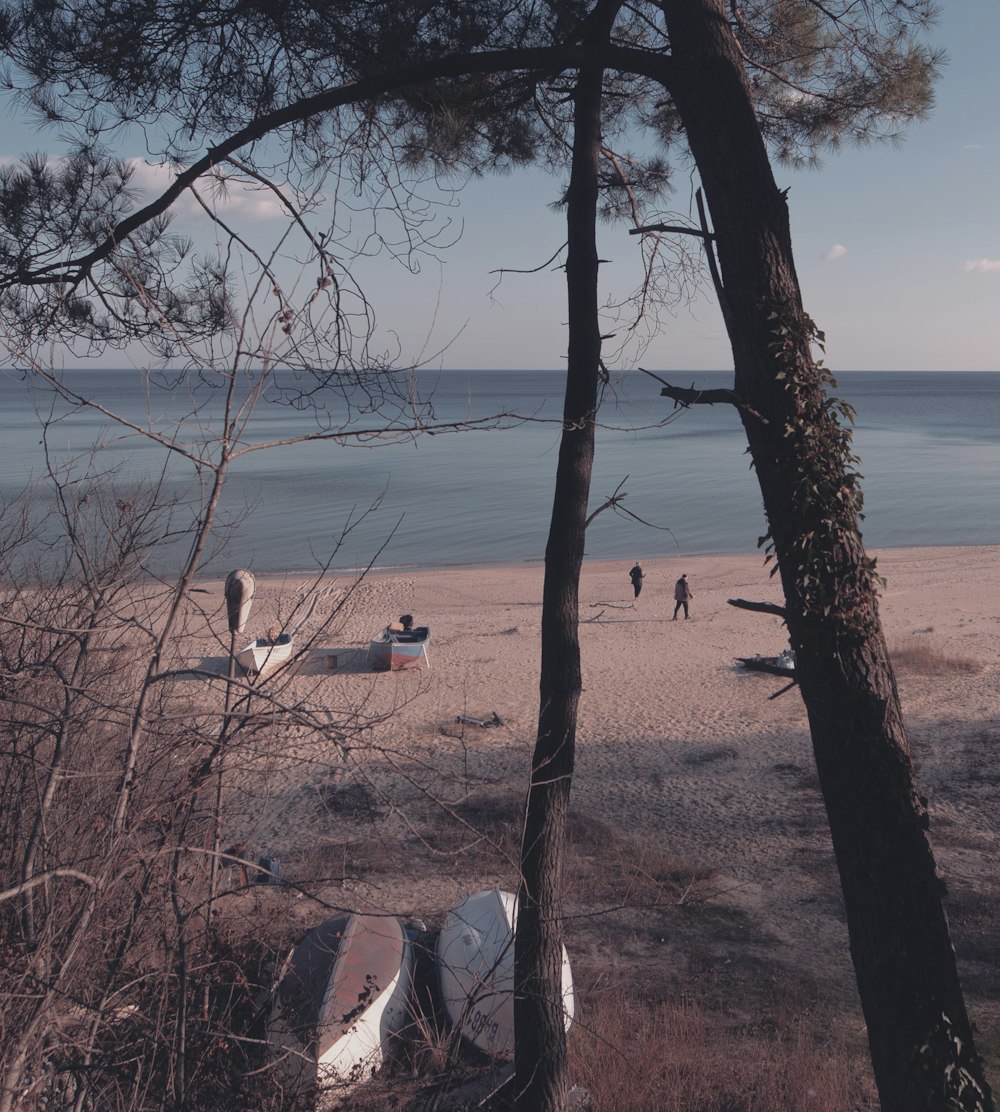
[891,638,982,676]
[2,628,882,1112]
[569,992,876,1112]
[1,485,990,1111]
[0,478,392,1112]
[202,778,882,1112]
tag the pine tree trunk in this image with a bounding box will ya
[659,2,992,1108]
[513,10,611,1108]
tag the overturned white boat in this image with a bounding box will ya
[436,887,575,1060]
[268,912,414,1103]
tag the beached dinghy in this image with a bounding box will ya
[368,619,430,671]
[235,631,293,676]
[235,596,319,677]
[268,912,414,1102]
[436,887,575,1060]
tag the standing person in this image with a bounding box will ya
[672,573,692,620]
[628,561,644,599]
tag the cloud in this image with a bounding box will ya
[0,152,290,224]
[823,243,848,262]
[963,258,1000,273]
[125,159,288,222]
[962,143,982,150]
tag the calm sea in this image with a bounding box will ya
[1,368,997,574]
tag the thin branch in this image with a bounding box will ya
[628,188,736,344]
[0,868,97,905]
[488,243,568,278]
[629,221,710,239]
[585,475,629,527]
[695,187,737,336]
[8,45,597,292]
[584,474,677,538]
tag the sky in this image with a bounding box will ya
[1,2,997,373]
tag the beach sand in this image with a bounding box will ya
[195,545,1000,1042]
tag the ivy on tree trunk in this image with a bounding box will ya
[658,2,992,1108]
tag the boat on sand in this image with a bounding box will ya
[368,622,430,671]
[268,912,414,1102]
[235,632,293,676]
[234,595,319,677]
[436,887,575,1060]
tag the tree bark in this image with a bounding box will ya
[658,3,992,1108]
[514,6,616,1109]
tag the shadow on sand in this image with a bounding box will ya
[188,646,372,680]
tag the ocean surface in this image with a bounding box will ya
[1,368,997,574]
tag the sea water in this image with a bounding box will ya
[0,368,996,573]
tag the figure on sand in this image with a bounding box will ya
[673,573,692,620]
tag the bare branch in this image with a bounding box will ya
[629,221,710,238]
[654,376,743,408]
[585,475,629,527]
[0,868,98,905]
[728,597,788,619]
[6,45,595,294]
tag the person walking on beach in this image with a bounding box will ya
[629,562,644,599]
[673,573,692,620]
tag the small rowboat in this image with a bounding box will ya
[236,632,293,676]
[368,625,430,671]
[268,912,414,1100]
[436,887,575,1060]
[233,595,318,678]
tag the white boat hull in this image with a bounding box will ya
[236,632,293,676]
[436,887,575,1060]
[269,913,414,1104]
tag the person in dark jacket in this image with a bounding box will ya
[629,562,644,599]
[673,573,692,619]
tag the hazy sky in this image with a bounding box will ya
[2,2,997,373]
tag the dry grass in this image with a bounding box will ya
[403,789,526,883]
[890,639,981,676]
[568,990,877,1112]
[566,812,718,911]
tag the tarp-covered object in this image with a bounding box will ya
[224,568,256,634]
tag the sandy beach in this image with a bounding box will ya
[197,545,1000,1044]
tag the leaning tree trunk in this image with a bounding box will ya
[657,2,992,1109]
[513,8,614,1110]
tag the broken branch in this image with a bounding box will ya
[728,598,787,619]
